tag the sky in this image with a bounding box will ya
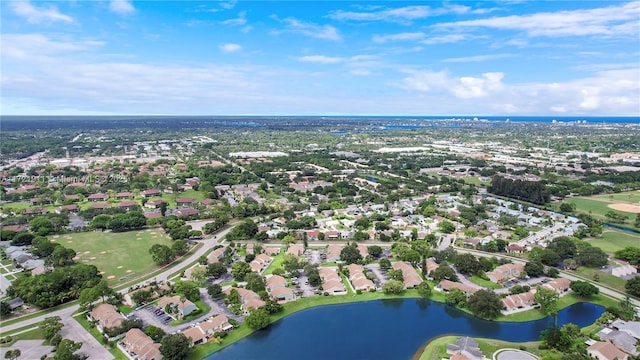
[1,0,639,116]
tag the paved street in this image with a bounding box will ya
[62,316,114,360]
[0,340,54,360]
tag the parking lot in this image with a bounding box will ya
[292,275,318,297]
[366,263,388,289]
[133,305,174,330]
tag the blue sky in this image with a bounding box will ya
[1,0,639,116]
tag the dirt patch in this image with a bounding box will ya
[72,256,80,261]
[126,269,132,273]
[107,275,116,279]
[608,203,640,213]
[89,257,96,260]
[117,265,123,269]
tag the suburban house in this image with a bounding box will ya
[318,268,346,294]
[263,246,280,256]
[176,197,197,206]
[611,320,640,341]
[118,200,140,210]
[486,263,525,284]
[266,275,288,291]
[89,304,126,333]
[141,189,161,198]
[207,247,226,264]
[446,337,484,360]
[346,264,375,292]
[541,278,572,294]
[157,295,197,319]
[145,199,167,209]
[246,244,254,255]
[357,245,369,258]
[122,283,171,307]
[424,258,439,278]
[271,286,295,301]
[87,193,109,202]
[224,287,266,312]
[596,327,639,356]
[501,291,536,312]
[437,280,478,296]
[249,254,272,273]
[120,328,162,360]
[182,315,233,346]
[587,341,629,360]
[391,261,422,288]
[184,265,207,281]
[116,192,134,199]
[325,244,343,262]
[286,244,305,257]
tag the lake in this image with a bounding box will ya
[205,299,604,360]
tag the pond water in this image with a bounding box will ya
[205,299,604,360]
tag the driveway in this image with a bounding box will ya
[365,263,388,289]
[62,316,114,360]
[1,340,54,360]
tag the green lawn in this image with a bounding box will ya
[468,275,502,289]
[0,326,45,347]
[50,229,173,285]
[564,196,638,228]
[571,267,628,293]
[587,229,640,255]
[418,335,457,360]
[495,292,618,322]
[262,254,285,275]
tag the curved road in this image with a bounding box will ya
[0,223,235,358]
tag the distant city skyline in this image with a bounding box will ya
[1,0,639,116]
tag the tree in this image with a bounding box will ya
[559,203,576,213]
[416,281,431,298]
[575,246,608,267]
[570,281,599,297]
[614,247,640,266]
[160,333,191,360]
[340,245,362,264]
[41,316,63,341]
[367,245,383,258]
[0,301,11,318]
[173,281,200,302]
[50,246,76,267]
[231,261,251,282]
[467,290,503,319]
[245,308,270,330]
[207,262,227,278]
[264,298,283,314]
[145,326,166,342]
[540,249,561,267]
[547,236,576,260]
[382,280,405,295]
[245,272,266,293]
[535,286,559,316]
[430,264,459,282]
[53,339,87,360]
[379,258,391,270]
[445,288,467,307]
[78,287,99,311]
[307,269,321,287]
[438,220,456,234]
[171,240,188,256]
[524,261,545,277]
[625,276,640,297]
[29,217,55,236]
[207,284,223,299]
[149,244,175,265]
[4,349,20,360]
[455,253,481,275]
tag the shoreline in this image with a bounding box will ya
[191,289,612,359]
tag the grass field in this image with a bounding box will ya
[587,229,640,254]
[564,191,640,228]
[468,275,502,289]
[50,229,173,285]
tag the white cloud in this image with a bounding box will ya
[220,0,237,10]
[421,34,468,44]
[435,1,640,37]
[372,32,425,43]
[272,17,341,41]
[400,67,639,114]
[401,70,504,99]
[10,1,73,24]
[221,11,247,26]
[298,55,343,64]
[328,4,494,24]
[329,6,433,23]
[443,54,513,63]
[219,43,242,53]
[109,0,135,15]
[1,34,103,59]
